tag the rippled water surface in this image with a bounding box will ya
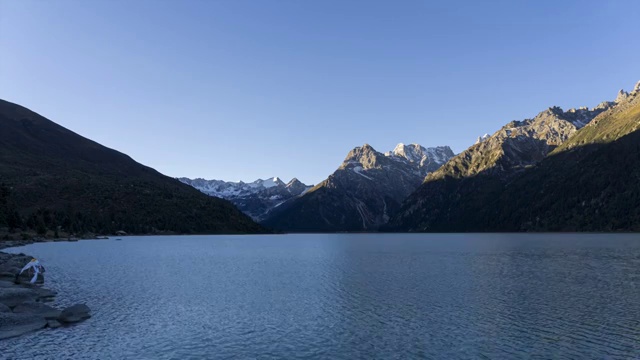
[2,234,640,359]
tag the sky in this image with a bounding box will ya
[1,0,639,185]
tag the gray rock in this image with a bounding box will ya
[0,287,39,308]
[0,272,18,282]
[13,301,61,320]
[59,304,91,323]
[14,271,45,285]
[0,313,47,340]
[32,287,57,301]
[46,319,62,328]
[3,282,56,299]
[0,254,46,285]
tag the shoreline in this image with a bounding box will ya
[0,234,112,252]
[0,241,92,340]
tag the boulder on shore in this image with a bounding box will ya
[13,301,61,319]
[59,304,91,323]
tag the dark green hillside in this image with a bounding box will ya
[487,92,640,231]
[387,84,640,232]
[0,99,267,236]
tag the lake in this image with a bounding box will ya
[2,234,640,359]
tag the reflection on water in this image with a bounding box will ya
[3,233,640,359]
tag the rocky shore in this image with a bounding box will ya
[0,241,92,340]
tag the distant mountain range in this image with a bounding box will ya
[0,99,266,237]
[181,144,455,232]
[386,80,640,232]
[3,79,639,236]
[177,177,312,221]
[260,144,455,232]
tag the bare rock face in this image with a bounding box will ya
[616,89,630,103]
[423,104,613,184]
[263,143,455,232]
[388,81,640,232]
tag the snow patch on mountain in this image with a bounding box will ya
[384,143,455,172]
[475,134,490,144]
[178,176,313,221]
[352,166,373,180]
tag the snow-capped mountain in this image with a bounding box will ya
[384,143,454,174]
[262,143,455,232]
[178,177,312,221]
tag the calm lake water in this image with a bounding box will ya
[2,234,640,359]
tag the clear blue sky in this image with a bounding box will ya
[1,0,638,185]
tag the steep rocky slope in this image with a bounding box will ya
[262,143,454,232]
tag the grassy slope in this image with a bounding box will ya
[387,92,640,232]
[487,94,640,231]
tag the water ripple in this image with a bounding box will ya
[2,234,640,359]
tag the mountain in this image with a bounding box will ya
[178,176,312,221]
[262,143,454,232]
[485,81,640,231]
[0,99,267,236]
[387,81,639,232]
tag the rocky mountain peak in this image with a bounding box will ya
[546,106,565,116]
[285,177,311,195]
[342,144,383,170]
[385,143,454,168]
[389,143,420,162]
[286,177,301,186]
[254,177,285,188]
[263,140,454,232]
[634,80,640,93]
[594,101,615,110]
[535,101,614,129]
[426,100,615,183]
[475,134,490,144]
[616,89,630,103]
